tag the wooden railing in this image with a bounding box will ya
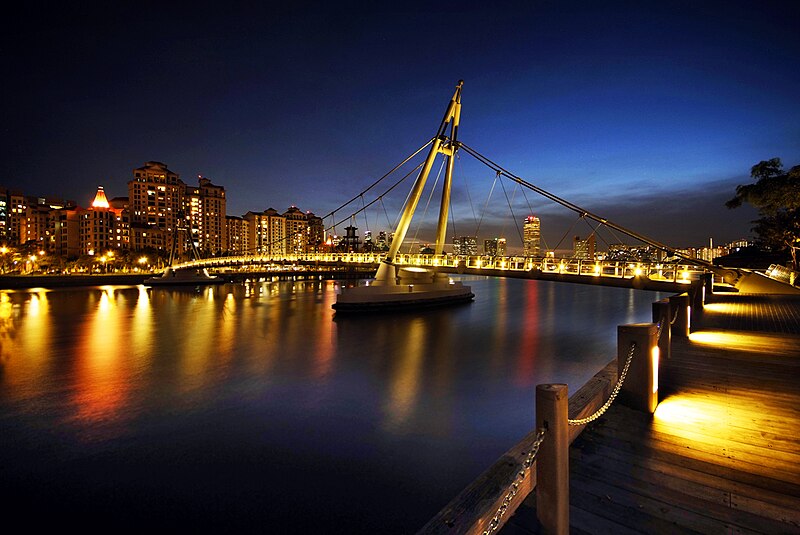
[416,275,711,534]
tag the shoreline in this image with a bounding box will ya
[0,270,373,290]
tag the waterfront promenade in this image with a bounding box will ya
[501,292,800,534]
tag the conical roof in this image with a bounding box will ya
[91,186,110,209]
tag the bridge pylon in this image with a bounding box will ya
[373,80,463,286]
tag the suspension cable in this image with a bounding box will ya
[499,174,524,247]
[459,142,714,267]
[476,171,499,237]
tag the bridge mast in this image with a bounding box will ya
[374,80,464,284]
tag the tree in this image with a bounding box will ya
[726,158,800,270]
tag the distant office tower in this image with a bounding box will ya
[484,237,507,257]
[377,231,388,251]
[523,216,541,257]
[453,236,478,255]
[573,234,596,260]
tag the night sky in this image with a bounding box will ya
[3,1,799,250]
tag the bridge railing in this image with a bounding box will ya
[172,253,706,284]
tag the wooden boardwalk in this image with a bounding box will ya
[502,293,800,534]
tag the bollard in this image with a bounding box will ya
[668,293,690,338]
[535,384,569,535]
[618,324,659,414]
[652,299,671,361]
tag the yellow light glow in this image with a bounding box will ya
[652,346,659,394]
[593,264,600,276]
[0,246,7,254]
[681,270,689,280]
[634,267,643,277]
[654,395,713,426]
[702,302,737,313]
[689,330,797,353]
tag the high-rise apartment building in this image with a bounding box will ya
[225,215,249,254]
[244,208,286,255]
[185,177,226,255]
[128,161,185,252]
[523,216,541,257]
[283,206,308,254]
[80,186,115,255]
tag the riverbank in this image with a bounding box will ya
[0,274,150,289]
[0,269,374,289]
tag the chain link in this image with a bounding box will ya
[481,428,547,535]
[567,341,636,426]
[669,305,680,325]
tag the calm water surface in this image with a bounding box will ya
[0,277,664,532]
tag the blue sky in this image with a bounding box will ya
[2,1,798,250]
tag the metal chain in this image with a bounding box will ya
[656,320,664,341]
[482,428,547,534]
[568,341,636,426]
[669,305,680,325]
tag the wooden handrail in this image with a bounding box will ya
[416,360,617,534]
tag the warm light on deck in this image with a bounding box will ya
[689,330,795,353]
[654,395,724,427]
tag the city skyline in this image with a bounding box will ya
[3,2,798,248]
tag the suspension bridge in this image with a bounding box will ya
[166,80,797,297]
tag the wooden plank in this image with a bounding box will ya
[568,479,714,534]
[570,446,800,533]
[572,438,800,513]
[595,407,800,478]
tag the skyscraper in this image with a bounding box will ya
[523,216,541,257]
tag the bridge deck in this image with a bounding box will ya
[501,293,800,534]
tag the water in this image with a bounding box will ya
[0,277,664,532]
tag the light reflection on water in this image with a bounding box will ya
[0,278,664,533]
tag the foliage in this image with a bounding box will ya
[726,158,800,269]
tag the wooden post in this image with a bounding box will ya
[668,293,690,338]
[652,299,671,360]
[703,272,714,303]
[690,281,705,327]
[618,324,658,414]
[536,384,569,535]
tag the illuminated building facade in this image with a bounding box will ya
[453,236,478,255]
[523,216,541,257]
[573,234,596,260]
[128,161,185,252]
[225,215,249,254]
[283,206,308,254]
[185,177,226,255]
[484,237,507,256]
[244,208,286,255]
